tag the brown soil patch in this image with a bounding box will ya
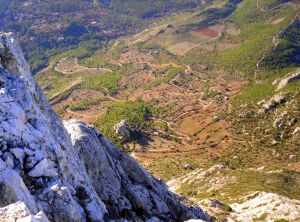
[209,85,225,92]
[168,41,198,55]
[62,108,102,124]
[193,27,219,38]
[119,70,157,87]
[54,89,111,124]
[129,83,194,106]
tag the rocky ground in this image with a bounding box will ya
[168,165,300,221]
[0,33,210,221]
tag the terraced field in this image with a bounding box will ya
[37,0,300,209]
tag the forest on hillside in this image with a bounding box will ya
[0,0,201,73]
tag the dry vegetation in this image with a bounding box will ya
[36,0,300,206]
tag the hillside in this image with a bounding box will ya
[0,32,210,222]
[0,0,202,73]
[0,0,298,221]
[34,0,300,220]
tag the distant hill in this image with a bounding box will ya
[0,0,201,73]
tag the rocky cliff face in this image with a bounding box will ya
[0,32,210,222]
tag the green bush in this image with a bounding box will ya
[70,99,101,111]
[94,99,156,149]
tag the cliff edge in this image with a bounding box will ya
[0,33,209,222]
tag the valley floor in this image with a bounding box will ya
[35,0,300,221]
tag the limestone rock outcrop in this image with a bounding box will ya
[276,71,300,90]
[229,192,300,222]
[65,120,208,221]
[0,32,209,221]
[259,93,286,113]
[114,119,132,139]
[0,201,49,222]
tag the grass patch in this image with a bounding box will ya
[79,42,129,68]
[81,71,121,95]
[177,169,300,203]
[145,65,185,89]
[35,67,82,98]
[146,155,200,181]
[94,99,158,149]
[182,0,297,78]
[81,63,135,95]
[70,99,101,111]
[233,81,275,104]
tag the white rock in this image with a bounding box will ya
[0,202,48,222]
[271,140,278,145]
[0,158,6,171]
[230,192,300,221]
[261,94,286,113]
[33,211,49,222]
[2,152,14,169]
[25,156,37,170]
[29,143,40,151]
[24,148,35,156]
[0,169,38,213]
[15,108,26,124]
[1,144,8,151]
[28,158,58,178]
[289,155,296,160]
[147,217,161,222]
[256,166,265,172]
[114,119,132,139]
[33,150,44,161]
[273,118,283,128]
[293,127,300,135]
[277,71,300,90]
[65,120,210,221]
[0,201,30,222]
[16,211,49,222]
[184,163,194,170]
[10,148,25,166]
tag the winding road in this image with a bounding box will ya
[254,5,299,82]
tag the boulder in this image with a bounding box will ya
[28,158,58,178]
[184,164,194,170]
[114,119,132,139]
[2,152,14,169]
[0,201,48,222]
[260,94,286,113]
[10,148,25,166]
[293,127,300,135]
[277,71,300,90]
[24,148,35,156]
[0,169,38,213]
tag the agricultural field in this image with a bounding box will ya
[0,0,204,73]
[36,0,300,209]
